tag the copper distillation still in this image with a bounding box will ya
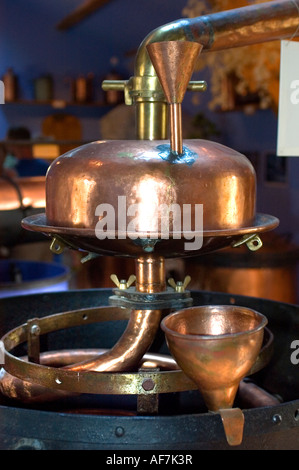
[1,0,299,449]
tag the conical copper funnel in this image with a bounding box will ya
[146,41,202,154]
[161,305,268,445]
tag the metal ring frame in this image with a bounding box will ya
[1,306,274,396]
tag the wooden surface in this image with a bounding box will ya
[56,0,113,30]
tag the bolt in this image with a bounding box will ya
[142,378,155,391]
[12,438,45,450]
[115,426,125,437]
[272,414,282,424]
[30,324,41,336]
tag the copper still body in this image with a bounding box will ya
[0,0,299,450]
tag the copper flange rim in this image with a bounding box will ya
[21,213,279,258]
[22,212,279,239]
[1,306,274,396]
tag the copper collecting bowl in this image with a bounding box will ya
[22,139,279,258]
[161,305,268,411]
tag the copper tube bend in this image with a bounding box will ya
[0,308,162,403]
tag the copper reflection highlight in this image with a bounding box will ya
[135,256,166,293]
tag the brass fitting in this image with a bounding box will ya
[110,274,136,290]
[102,76,207,140]
[168,275,191,293]
[232,234,263,251]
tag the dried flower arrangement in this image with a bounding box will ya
[182,0,282,112]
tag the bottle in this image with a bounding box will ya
[74,73,94,103]
[34,75,53,101]
[2,68,18,102]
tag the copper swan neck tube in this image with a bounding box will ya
[134,0,299,140]
[66,256,165,373]
[0,257,165,402]
[136,0,299,76]
[0,308,162,401]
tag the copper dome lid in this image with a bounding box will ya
[22,138,278,258]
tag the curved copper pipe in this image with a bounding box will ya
[0,367,73,403]
[21,349,179,369]
[0,257,164,402]
[65,308,162,372]
[136,0,299,77]
[134,0,299,139]
[0,308,162,403]
[65,256,165,372]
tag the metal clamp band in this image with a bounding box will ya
[1,306,273,396]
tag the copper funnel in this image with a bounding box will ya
[146,41,202,154]
[161,305,268,445]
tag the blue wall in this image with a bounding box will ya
[0,0,189,139]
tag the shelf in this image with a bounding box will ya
[1,139,89,160]
[3,99,111,109]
